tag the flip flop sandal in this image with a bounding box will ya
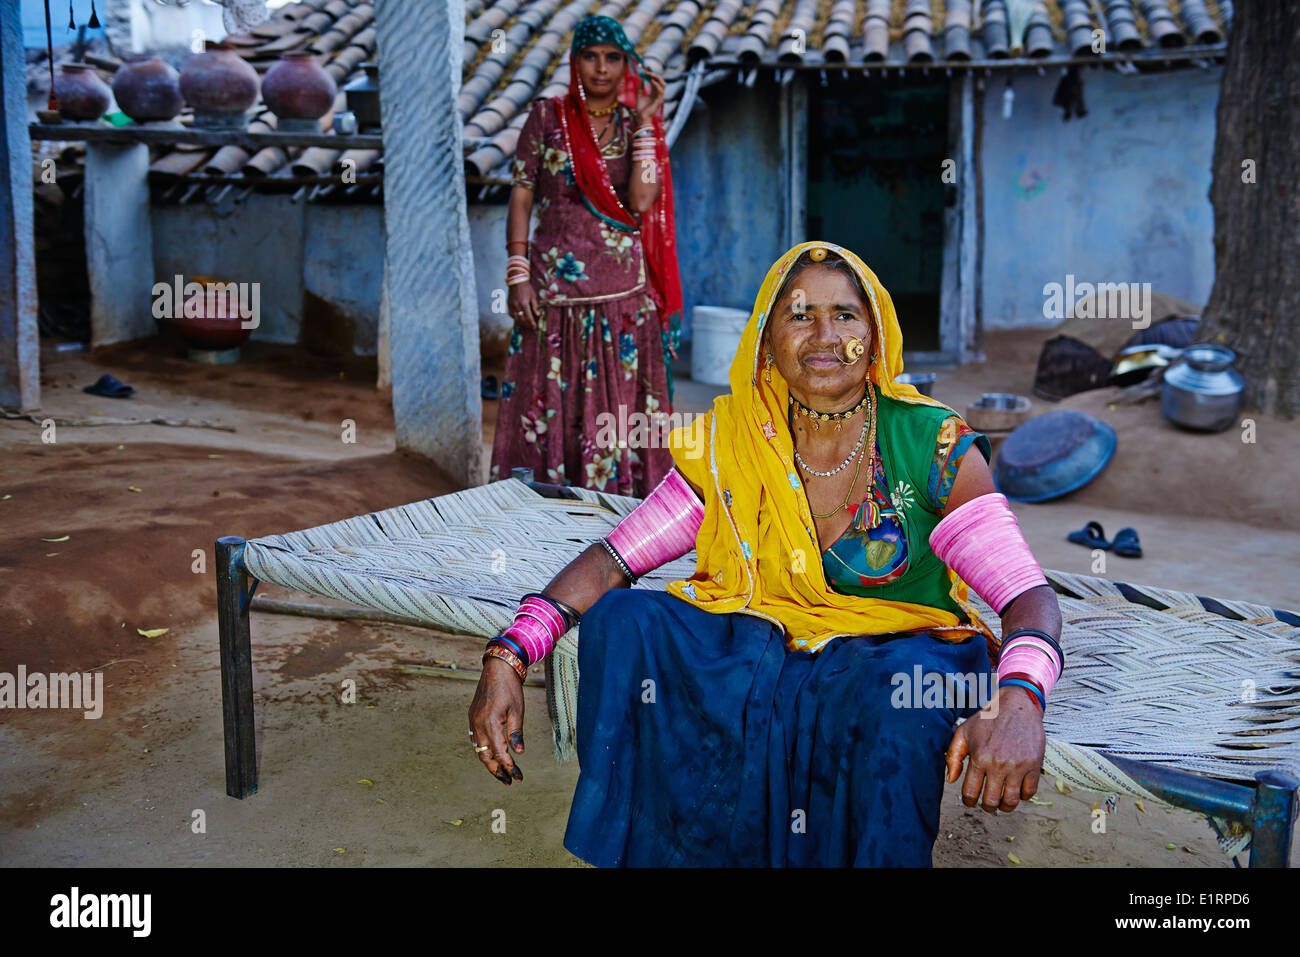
[83,373,135,398]
[481,375,499,400]
[1112,527,1143,558]
[1066,520,1111,550]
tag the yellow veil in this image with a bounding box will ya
[667,241,994,651]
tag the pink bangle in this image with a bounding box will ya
[1000,635,1061,679]
[929,493,1048,615]
[501,594,572,665]
[997,647,1058,698]
[606,468,704,577]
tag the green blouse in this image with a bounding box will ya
[821,389,991,618]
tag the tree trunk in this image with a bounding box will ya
[1199,4,1300,418]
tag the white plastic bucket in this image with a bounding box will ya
[690,305,750,386]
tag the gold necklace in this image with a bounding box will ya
[587,102,616,117]
[810,443,864,518]
[790,389,870,432]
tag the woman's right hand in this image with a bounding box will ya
[508,282,541,331]
[468,658,527,786]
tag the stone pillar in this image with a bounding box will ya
[941,72,981,364]
[956,72,981,363]
[375,0,482,487]
[85,143,157,346]
[779,74,808,248]
[0,0,39,410]
[377,261,390,391]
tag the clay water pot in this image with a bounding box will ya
[54,63,112,121]
[111,55,183,122]
[262,51,337,121]
[179,41,260,127]
[172,279,255,351]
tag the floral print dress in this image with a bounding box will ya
[488,97,675,496]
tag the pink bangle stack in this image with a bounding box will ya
[501,594,570,666]
[929,492,1048,614]
[606,468,704,577]
[506,254,530,287]
[996,635,1061,697]
[632,125,656,164]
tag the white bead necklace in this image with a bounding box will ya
[794,414,869,478]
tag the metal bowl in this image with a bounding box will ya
[967,393,1032,432]
[894,372,937,397]
[992,409,1117,502]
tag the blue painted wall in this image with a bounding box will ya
[669,80,788,341]
[303,205,383,354]
[138,66,1222,357]
[152,198,384,353]
[978,66,1221,329]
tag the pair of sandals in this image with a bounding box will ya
[1067,521,1142,557]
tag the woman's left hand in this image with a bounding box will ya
[944,685,1046,813]
[635,72,666,125]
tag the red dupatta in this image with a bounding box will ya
[555,52,683,349]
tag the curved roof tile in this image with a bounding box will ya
[143,0,1231,196]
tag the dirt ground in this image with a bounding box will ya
[1,331,1296,868]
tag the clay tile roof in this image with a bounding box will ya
[149,0,1230,197]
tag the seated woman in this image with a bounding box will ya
[469,242,1063,867]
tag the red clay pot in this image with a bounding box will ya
[54,63,112,121]
[173,281,254,350]
[179,41,260,120]
[111,55,183,122]
[262,51,337,120]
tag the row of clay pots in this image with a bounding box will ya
[52,43,336,127]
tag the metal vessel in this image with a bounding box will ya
[1160,344,1244,432]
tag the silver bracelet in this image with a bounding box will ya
[599,537,638,584]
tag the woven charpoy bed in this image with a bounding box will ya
[214,475,1300,866]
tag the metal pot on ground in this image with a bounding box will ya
[1160,344,1244,432]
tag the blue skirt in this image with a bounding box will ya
[563,589,991,867]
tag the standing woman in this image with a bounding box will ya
[489,15,684,496]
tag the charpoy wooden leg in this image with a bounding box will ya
[216,536,258,798]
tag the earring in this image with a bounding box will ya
[764,353,774,383]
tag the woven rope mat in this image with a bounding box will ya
[244,479,1300,854]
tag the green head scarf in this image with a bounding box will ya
[571,14,645,66]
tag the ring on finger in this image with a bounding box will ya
[474,744,490,753]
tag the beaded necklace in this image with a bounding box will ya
[790,388,870,432]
